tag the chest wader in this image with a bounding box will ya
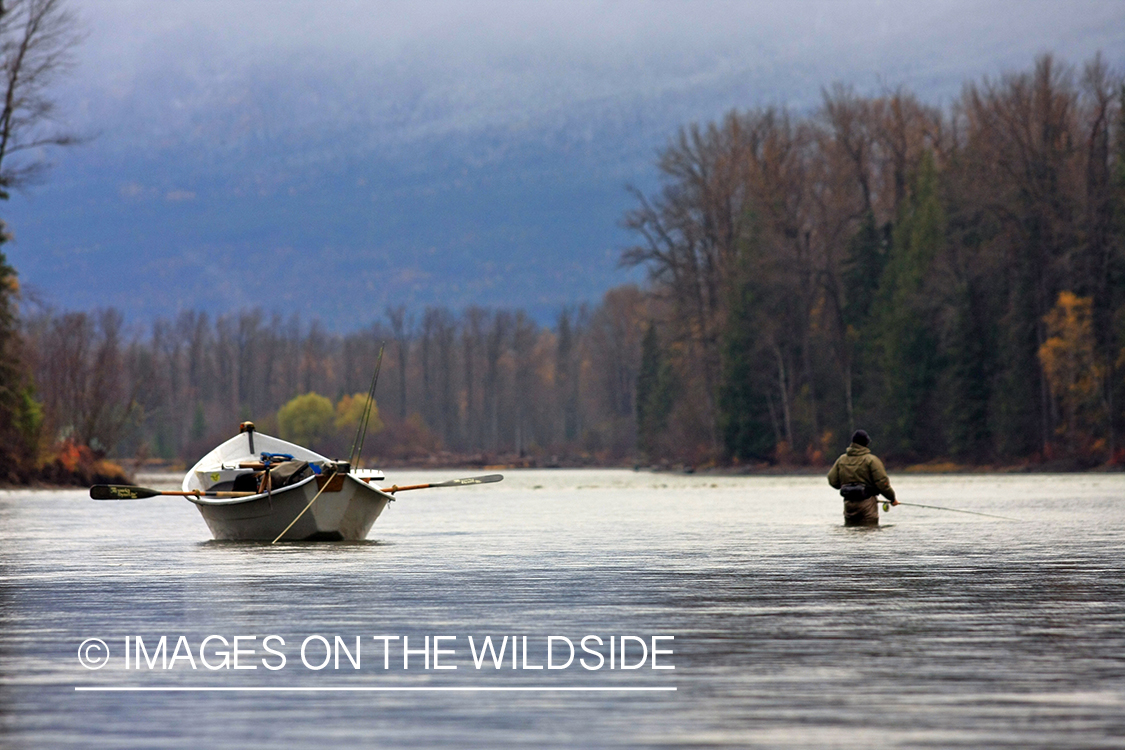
[840,483,879,526]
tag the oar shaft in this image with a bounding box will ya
[361,474,503,493]
[90,484,259,500]
[379,482,433,494]
[169,490,259,498]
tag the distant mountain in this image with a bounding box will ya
[7,133,651,328]
[6,0,1121,329]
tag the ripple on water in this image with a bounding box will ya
[1,470,1124,748]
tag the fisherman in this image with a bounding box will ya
[827,429,897,526]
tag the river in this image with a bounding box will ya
[2,470,1123,748]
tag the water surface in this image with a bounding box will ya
[2,470,1123,748]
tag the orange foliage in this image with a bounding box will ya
[1038,291,1104,445]
[39,439,130,486]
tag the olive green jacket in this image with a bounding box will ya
[827,443,896,501]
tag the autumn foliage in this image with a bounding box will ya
[8,52,1125,473]
[1039,292,1105,455]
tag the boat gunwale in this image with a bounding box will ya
[184,472,393,507]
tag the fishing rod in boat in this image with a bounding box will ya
[349,341,385,470]
[272,343,389,545]
[880,499,1019,521]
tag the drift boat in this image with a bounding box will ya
[182,422,392,541]
[91,421,504,541]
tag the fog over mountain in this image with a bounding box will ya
[6,0,1123,328]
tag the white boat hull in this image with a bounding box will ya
[190,474,391,541]
[182,429,391,541]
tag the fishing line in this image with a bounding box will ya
[883,500,1019,521]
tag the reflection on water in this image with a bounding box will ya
[1,471,1124,748]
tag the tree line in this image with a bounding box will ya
[19,292,656,467]
[5,51,1125,477]
[626,53,1125,467]
[0,0,92,482]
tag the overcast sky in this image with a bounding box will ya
[64,0,1123,133]
[9,0,1125,328]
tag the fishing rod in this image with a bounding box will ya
[881,500,1019,521]
[274,345,388,544]
[349,341,385,470]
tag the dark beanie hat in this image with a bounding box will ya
[851,429,870,446]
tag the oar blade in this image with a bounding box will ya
[90,485,161,500]
[438,474,504,488]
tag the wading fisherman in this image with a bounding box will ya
[827,429,897,526]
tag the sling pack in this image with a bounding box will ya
[839,482,871,502]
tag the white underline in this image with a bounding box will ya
[75,686,676,692]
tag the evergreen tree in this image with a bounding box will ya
[868,150,945,457]
[191,403,207,443]
[944,280,994,458]
[635,323,676,459]
[841,210,888,329]
[994,232,1052,459]
[716,272,774,462]
[839,209,890,433]
[0,231,40,481]
[1108,84,1125,460]
[0,1,82,481]
[556,309,580,443]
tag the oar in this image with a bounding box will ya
[882,500,1019,521]
[90,485,258,500]
[365,474,504,494]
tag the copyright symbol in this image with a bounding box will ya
[78,638,110,670]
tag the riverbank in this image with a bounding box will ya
[27,449,1115,490]
[0,441,131,489]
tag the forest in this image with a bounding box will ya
[625,52,1125,469]
[17,298,653,468]
[3,52,1125,479]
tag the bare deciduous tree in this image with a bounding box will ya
[0,0,82,197]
